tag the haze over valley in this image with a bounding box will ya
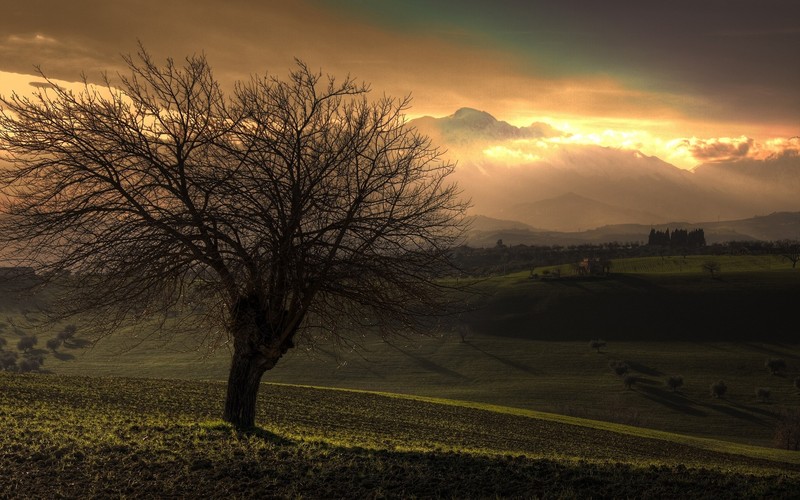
[411,108,800,237]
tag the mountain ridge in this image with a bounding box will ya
[409,110,800,231]
[464,210,800,247]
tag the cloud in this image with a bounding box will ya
[670,136,800,166]
[676,136,754,162]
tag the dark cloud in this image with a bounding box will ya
[28,81,59,90]
[686,137,754,162]
[317,0,800,128]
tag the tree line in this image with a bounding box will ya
[647,228,706,248]
[450,238,800,276]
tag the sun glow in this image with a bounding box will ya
[479,114,799,170]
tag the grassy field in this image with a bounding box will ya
[2,255,799,448]
[2,373,800,498]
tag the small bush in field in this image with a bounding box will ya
[57,325,77,342]
[756,387,771,402]
[623,375,637,390]
[774,410,800,451]
[0,336,6,349]
[0,350,17,371]
[19,357,42,372]
[589,340,606,353]
[46,338,61,351]
[16,335,37,352]
[609,361,629,376]
[765,358,787,376]
[710,380,727,398]
[666,375,684,392]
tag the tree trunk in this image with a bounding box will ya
[222,293,299,429]
[223,348,269,429]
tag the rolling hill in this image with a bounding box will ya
[464,210,800,247]
[4,256,799,449]
[2,374,799,498]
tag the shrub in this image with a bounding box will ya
[623,375,637,390]
[46,338,61,351]
[666,375,684,392]
[701,260,721,277]
[0,350,17,371]
[609,361,629,376]
[0,336,6,348]
[16,335,37,352]
[19,356,42,372]
[756,387,771,402]
[710,380,727,398]
[774,410,800,451]
[589,339,606,353]
[765,358,787,376]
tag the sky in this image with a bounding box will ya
[0,0,798,169]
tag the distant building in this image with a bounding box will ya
[577,258,611,276]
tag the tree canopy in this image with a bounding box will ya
[0,49,468,427]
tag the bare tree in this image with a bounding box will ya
[0,49,468,428]
[701,260,720,278]
[777,240,800,269]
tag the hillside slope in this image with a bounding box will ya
[2,374,799,498]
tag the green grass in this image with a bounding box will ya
[2,255,799,448]
[0,256,800,446]
[2,373,800,498]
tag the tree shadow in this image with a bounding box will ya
[610,274,666,293]
[742,343,800,360]
[52,351,75,361]
[546,279,588,291]
[64,338,93,349]
[463,341,538,374]
[631,377,660,386]
[386,343,471,381]
[636,385,707,417]
[703,401,770,426]
[240,426,294,446]
[626,361,663,377]
[727,399,780,419]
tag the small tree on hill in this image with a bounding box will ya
[590,339,606,353]
[765,358,787,376]
[16,335,37,352]
[774,410,800,450]
[623,375,637,390]
[0,350,17,371]
[609,360,629,376]
[710,380,727,398]
[666,375,684,392]
[19,356,43,372]
[756,387,771,402]
[702,260,721,278]
[46,338,61,351]
[777,240,800,269]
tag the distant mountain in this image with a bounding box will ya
[408,110,800,232]
[466,215,541,233]
[464,211,800,247]
[412,107,559,146]
[510,192,661,232]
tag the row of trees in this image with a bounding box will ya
[647,228,706,248]
[451,238,800,277]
